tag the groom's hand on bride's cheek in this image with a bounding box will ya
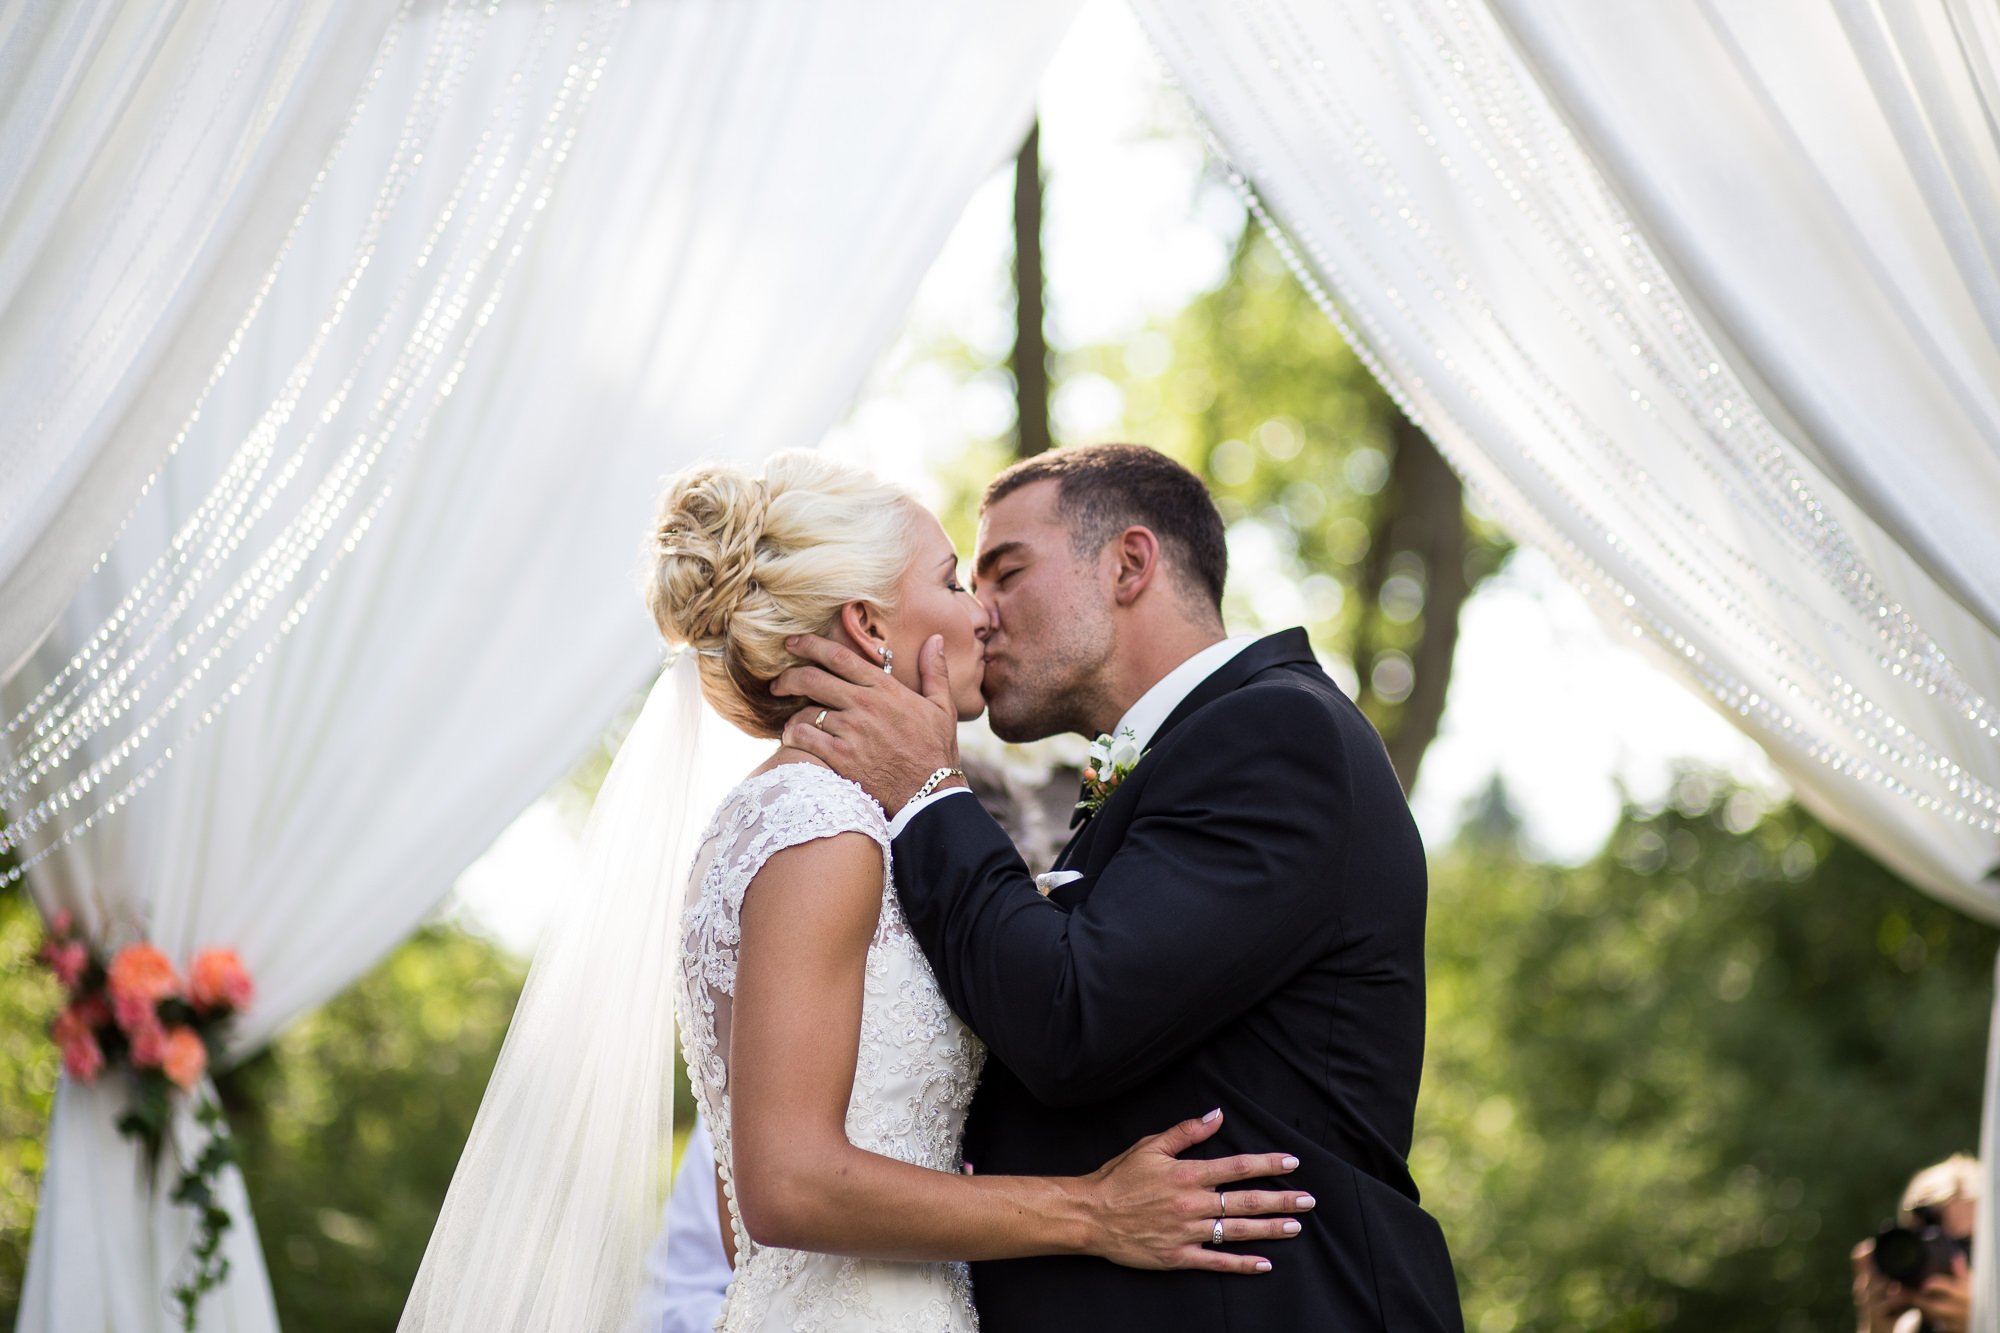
[774,633,959,810]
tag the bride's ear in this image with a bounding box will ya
[836,600,891,664]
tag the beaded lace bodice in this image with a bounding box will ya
[677,763,986,1332]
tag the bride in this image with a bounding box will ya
[398,452,1305,1333]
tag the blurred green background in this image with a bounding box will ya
[1,219,1990,1333]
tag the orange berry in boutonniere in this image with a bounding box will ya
[1076,728,1147,819]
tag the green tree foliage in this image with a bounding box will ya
[1423,776,1996,1333]
[1067,226,1510,781]
[215,926,525,1333]
[0,885,62,1326]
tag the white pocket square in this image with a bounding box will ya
[1034,870,1084,896]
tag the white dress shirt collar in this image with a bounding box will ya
[1109,634,1257,754]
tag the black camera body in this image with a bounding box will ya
[1872,1208,1971,1288]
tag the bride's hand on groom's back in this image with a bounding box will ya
[775,632,960,810]
[1080,1108,1313,1275]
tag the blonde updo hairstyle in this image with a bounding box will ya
[647,451,927,737]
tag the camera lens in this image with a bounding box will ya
[1873,1226,1930,1287]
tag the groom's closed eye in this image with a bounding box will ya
[973,541,1029,586]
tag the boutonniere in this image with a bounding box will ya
[1077,727,1145,818]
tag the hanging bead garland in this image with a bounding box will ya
[1,0,632,885]
[1137,0,2000,863]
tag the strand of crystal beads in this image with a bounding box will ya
[1,0,629,881]
[1,0,481,749]
[1,0,488,799]
[1,2,428,751]
[2,0,626,871]
[1155,0,1997,837]
[1397,0,1998,741]
[1374,0,2000,806]
[0,0,498,808]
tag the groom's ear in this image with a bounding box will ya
[1109,526,1162,608]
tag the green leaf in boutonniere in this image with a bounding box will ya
[1077,727,1145,818]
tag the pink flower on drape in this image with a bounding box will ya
[162,1028,207,1090]
[40,940,87,990]
[128,1021,169,1069]
[187,948,253,1014]
[60,1031,104,1083]
[107,943,179,1008]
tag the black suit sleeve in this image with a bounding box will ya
[892,682,1351,1106]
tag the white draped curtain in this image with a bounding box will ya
[1133,0,2000,920]
[1,2,1075,1328]
[0,0,407,682]
[1131,0,2000,1326]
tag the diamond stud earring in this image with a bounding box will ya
[880,646,894,675]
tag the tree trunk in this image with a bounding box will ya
[1012,121,1051,459]
[1382,418,1466,791]
[1355,416,1469,791]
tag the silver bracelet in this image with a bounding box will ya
[904,767,964,809]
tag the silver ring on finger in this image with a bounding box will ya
[1218,1190,1227,1217]
[814,709,829,729]
[1211,1217,1225,1245]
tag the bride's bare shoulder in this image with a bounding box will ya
[738,820,885,955]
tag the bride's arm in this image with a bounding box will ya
[729,831,1310,1272]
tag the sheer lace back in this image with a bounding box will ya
[677,763,986,1332]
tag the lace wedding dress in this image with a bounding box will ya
[678,763,988,1332]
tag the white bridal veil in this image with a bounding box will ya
[399,651,708,1333]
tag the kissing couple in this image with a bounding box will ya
[402,444,1463,1333]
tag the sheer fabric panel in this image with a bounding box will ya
[1138,0,2000,921]
[0,0,405,679]
[6,2,1076,1328]
[1488,0,2000,643]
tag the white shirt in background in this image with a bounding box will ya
[637,1110,731,1333]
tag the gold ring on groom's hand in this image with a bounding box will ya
[814,709,829,729]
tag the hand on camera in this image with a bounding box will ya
[1852,1237,1910,1333]
[1914,1252,1970,1333]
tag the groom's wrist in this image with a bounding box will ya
[898,765,964,809]
[885,776,972,838]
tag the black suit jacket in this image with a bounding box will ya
[892,628,1463,1332]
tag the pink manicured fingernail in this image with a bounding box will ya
[1296,1194,1315,1208]
[1254,1260,1272,1273]
[1281,1156,1300,1171]
[1282,1220,1301,1235]
[1202,1108,1222,1123]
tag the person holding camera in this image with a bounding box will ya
[1851,1154,1977,1333]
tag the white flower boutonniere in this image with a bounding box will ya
[1077,727,1145,819]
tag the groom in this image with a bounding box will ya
[777,444,1462,1332]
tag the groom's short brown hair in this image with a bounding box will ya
[982,444,1227,613]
